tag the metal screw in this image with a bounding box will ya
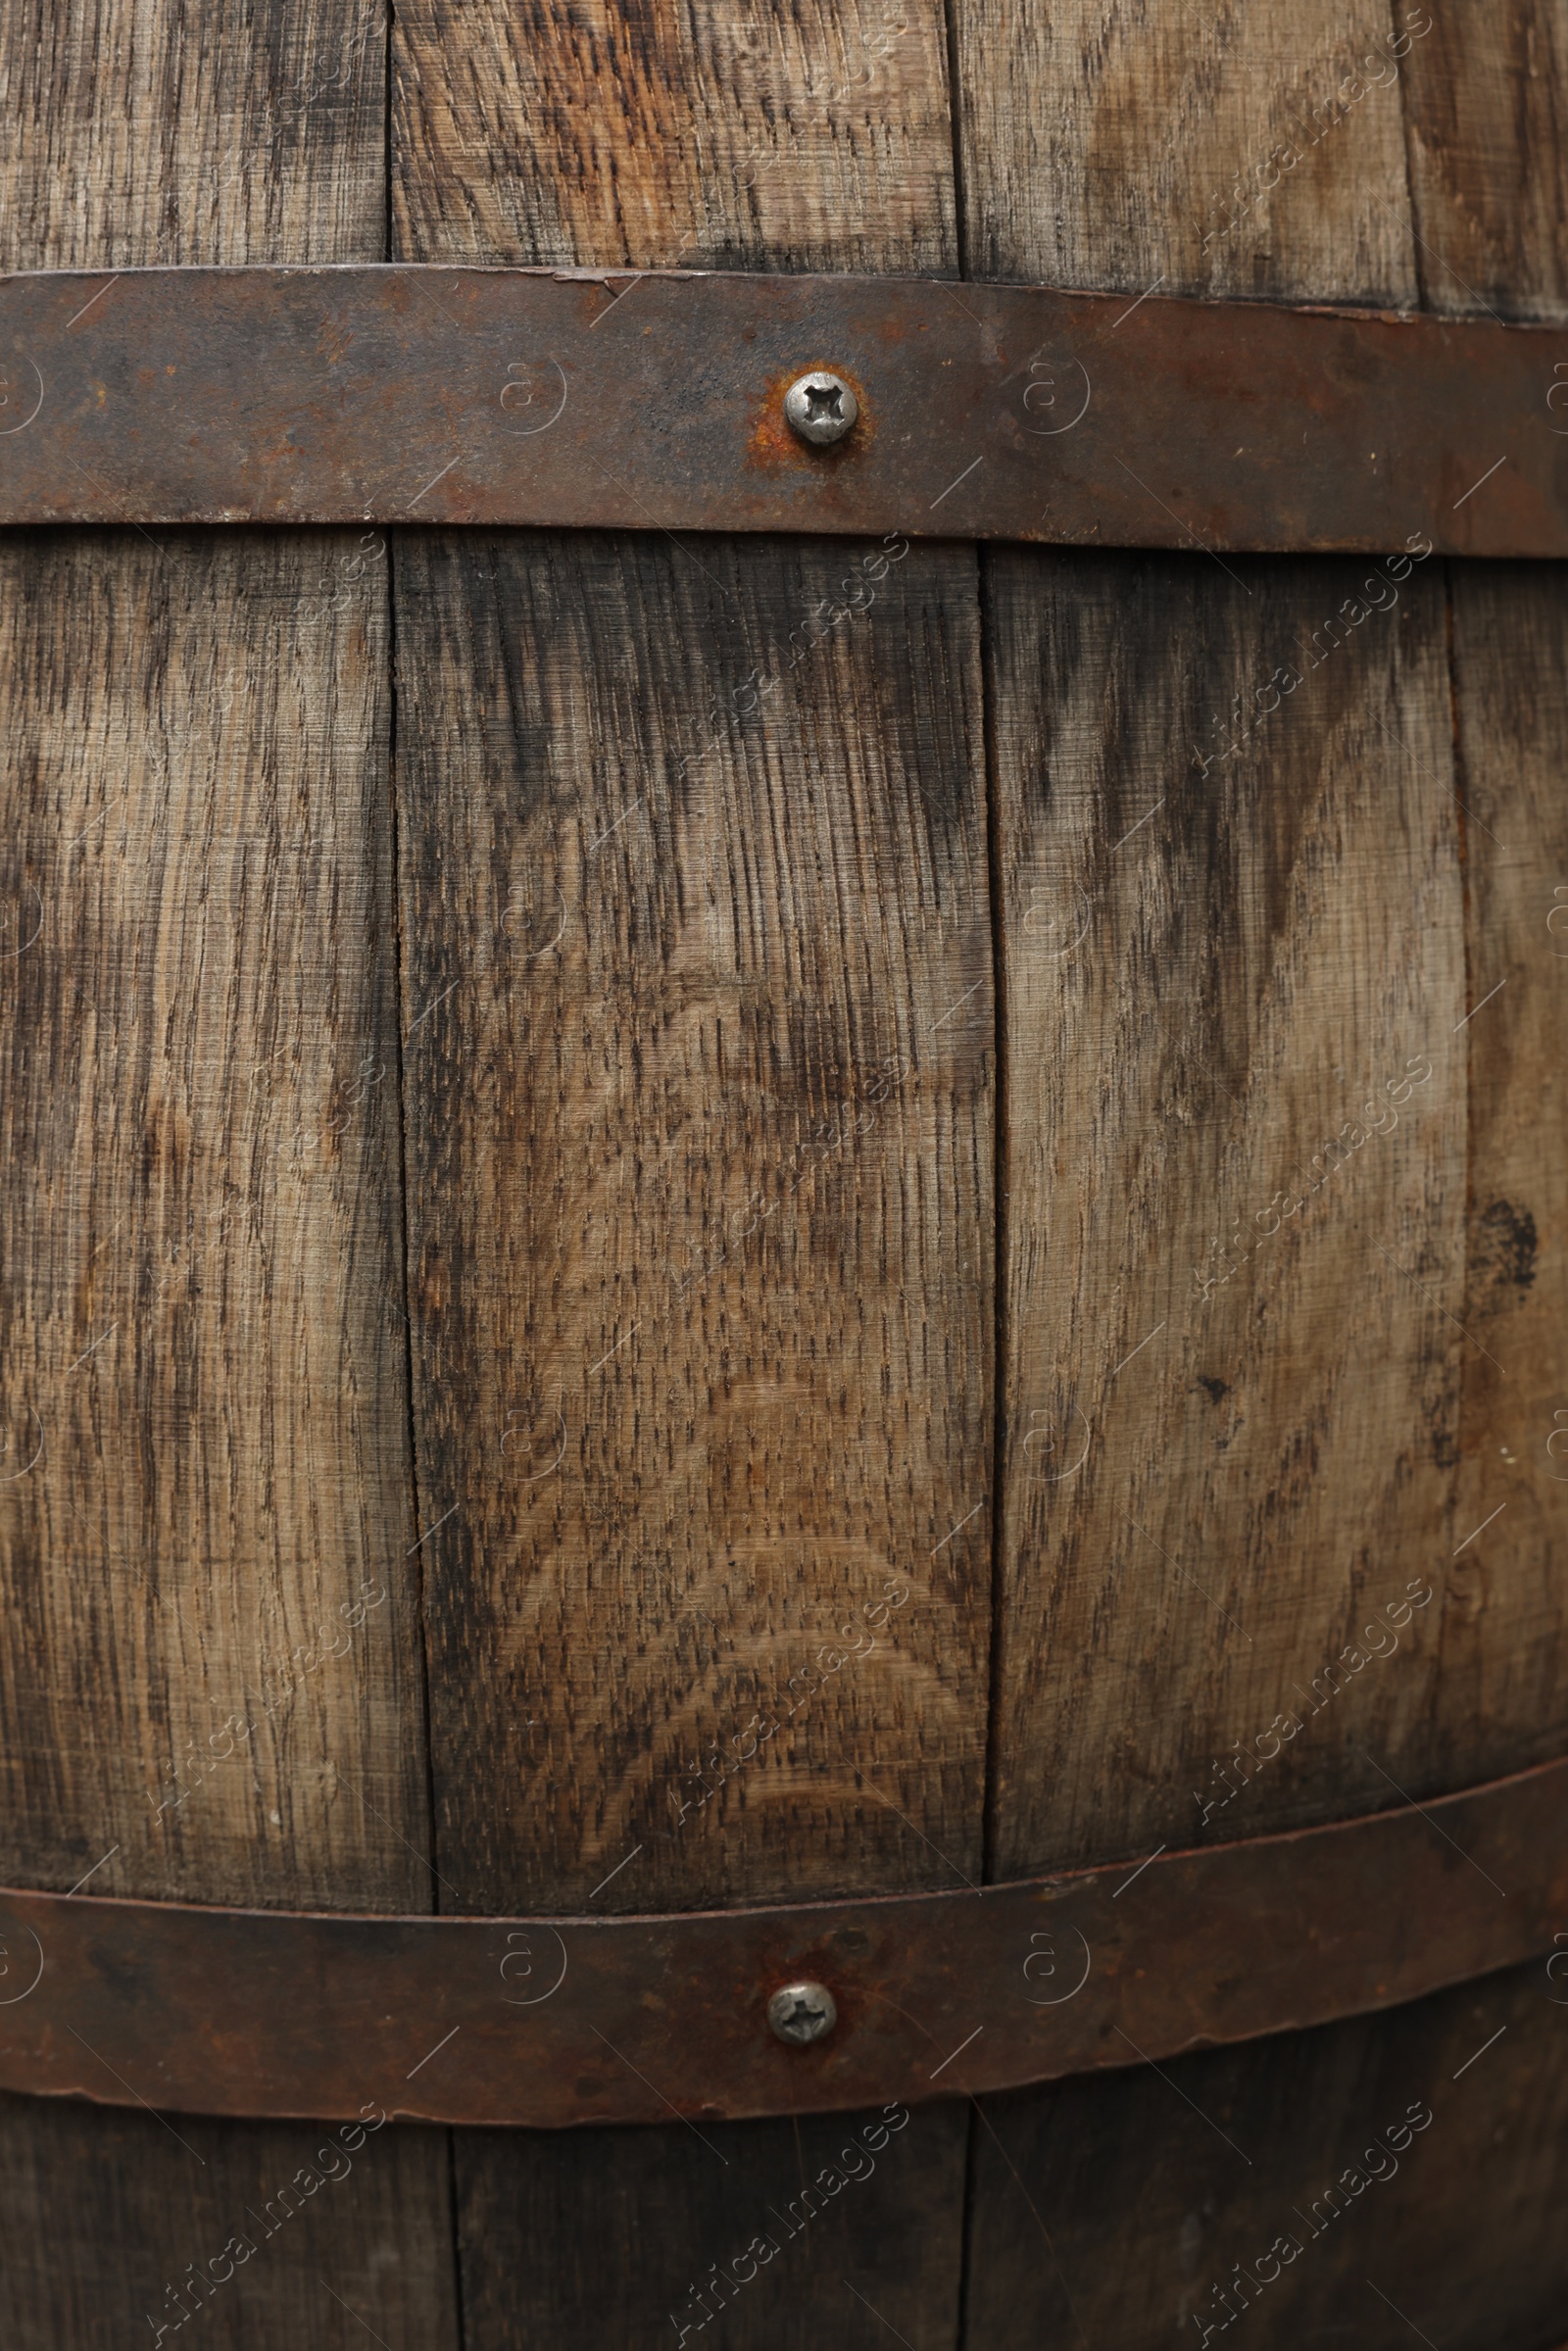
[766,1980,838,2046]
[783,371,858,448]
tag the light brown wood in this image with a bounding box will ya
[391,3,987,2334]
[0,0,386,268]
[393,525,992,1911]
[950,0,1515,1878]
[0,527,427,1911]
[949,9,1568,2346]
[957,0,1568,1884]
[391,0,990,1915]
[0,0,425,1919]
[393,0,957,273]
[983,548,1467,1874]
[1,3,1564,2346]
[952,0,1420,300]
[0,7,458,2343]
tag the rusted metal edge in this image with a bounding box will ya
[0,1755,1562,2128]
[0,265,1564,552]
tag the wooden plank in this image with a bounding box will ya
[392,0,957,273]
[393,525,992,1914]
[392,0,985,2334]
[0,0,425,1918]
[0,0,387,268]
[0,7,458,2344]
[0,2095,460,2350]
[962,1956,1568,2349]
[945,0,1447,1871]
[951,0,1474,1863]
[1442,564,1568,1781]
[1402,0,1568,318]
[951,0,1420,300]
[955,0,1562,1865]
[0,526,428,1912]
[983,547,1465,1875]
[956,11,1564,2338]
[456,2098,967,2351]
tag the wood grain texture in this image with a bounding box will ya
[951,7,1567,2341]
[0,0,425,1917]
[454,2098,966,2351]
[1438,563,1568,1786]
[985,548,1467,1875]
[0,7,457,2341]
[392,0,986,1936]
[948,0,1560,1878]
[951,0,1421,300]
[962,1957,1568,2350]
[390,10,983,2334]
[0,2097,460,2351]
[394,525,992,1913]
[1402,0,1568,319]
[392,0,956,274]
[0,528,426,1910]
[391,0,987,1923]
[0,0,386,269]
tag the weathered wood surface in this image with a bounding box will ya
[0,0,387,269]
[0,0,1564,2345]
[964,1956,1568,2350]
[1403,0,1568,319]
[393,526,992,1914]
[392,0,957,275]
[956,8,1568,2347]
[390,0,994,1921]
[0,2091,461,2349]
[390,0,988,2340]
[0,0,423,1910]
[958,0,1568,1885]
[458,2097,967,2351]
[0,528,424,1913]
[1401,27,1568,1825]
[984,549,1467,1876]
[0,5,455,2347]
[953,0,1421,301]
[972,23,1467,1875]
[1441,564,1568,1788]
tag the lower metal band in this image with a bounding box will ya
[0,1756,1562,2127]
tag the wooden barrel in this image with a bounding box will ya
[2,2,1565,2345]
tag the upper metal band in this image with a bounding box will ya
[0,266,1564,552]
